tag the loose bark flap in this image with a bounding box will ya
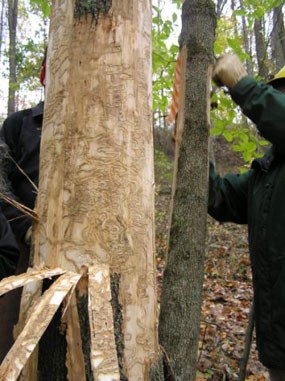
[0,272,81,380]
[0,268,65,296]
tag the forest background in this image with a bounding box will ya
[1,0,285,379]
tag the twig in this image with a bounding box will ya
[238,301,255,381]
[160,345,176,381]
[197,323,208,364]
[0,192,38,221]
[7,153,38,193]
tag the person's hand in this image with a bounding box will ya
[212,54,247,89]
[25,226,33,244]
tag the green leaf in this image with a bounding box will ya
[234,9,247,16]
[29,0,51,17]
[153,16,162,26]
[223,129,234,142]
[42,2,51,17]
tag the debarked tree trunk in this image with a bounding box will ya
[24,0,159,380]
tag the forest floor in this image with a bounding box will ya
[154,145,269,381]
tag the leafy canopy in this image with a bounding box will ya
[15,0,280,165]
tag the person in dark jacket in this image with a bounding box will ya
[0,47,47,247]
[0,47,46,249]
[0,53,45,361]
[210,53,285,381]
[0,100,43,244]
[0,211,19,281]
[0,140,20,281]
[0,101,43,361]
[0,140,21,360]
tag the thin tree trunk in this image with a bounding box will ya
[7,0,18,115]
[240,0,253,75]
[30,0,160,380]
[0,0,6,63]
[158,1,216,380]
[271,6,285,70]
[254,17,269,78]
[216,0,227,18]
[231,0,238,37]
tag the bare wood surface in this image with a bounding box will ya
[64,292,86,381]
[33,1,158,379]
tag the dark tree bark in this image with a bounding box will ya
[158,1,216,380]
[7,0,18,115]
[271,5,285,70]
[254,17,269,79]
[230,0,238,36]
[240,0,253,75]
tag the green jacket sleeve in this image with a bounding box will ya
[208,162,250,224]
[231,76,285,151]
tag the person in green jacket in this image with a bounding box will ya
[211,54,285,381]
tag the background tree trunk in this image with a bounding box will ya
[216,0,227,18]
[158,1,216,380]
[254,17,269,79]
[31,0,160,380]
[7,0,18,115]
[271,5,285,70]
[0,0,6,63]
[240,0,253,75]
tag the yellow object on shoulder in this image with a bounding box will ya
[267,66,285,87]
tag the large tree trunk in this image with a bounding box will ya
[5,0,159,380]
[158,1,216,381]
[7,0,18,115]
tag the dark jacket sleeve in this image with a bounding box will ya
[0,114,32,240]
[208,162,250,224]
[230,76,285,151]
[0,210,19,280]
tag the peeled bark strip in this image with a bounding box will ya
[88,264,120,380]
[33,0,158,379]
[0,267,65,296]
[15,273,43,381]
[0,272,81,381]
[64,292,86,381]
